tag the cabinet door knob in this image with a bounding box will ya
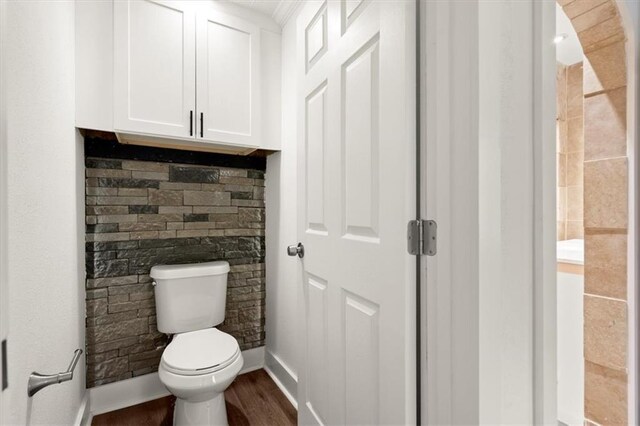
[200,112,204,138]
[189,110,193,136]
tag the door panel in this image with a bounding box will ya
[114,0,195,137]
[305,274,329,424]
[344,291,380,425]
[296,1,416,424]
[342,36,379,241]
[305,82,328,235]
[196,10,260,147]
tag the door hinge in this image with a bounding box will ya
[407,220,437,256]
[2,339,7,390]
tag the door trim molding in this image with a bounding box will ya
[531,2,557,424]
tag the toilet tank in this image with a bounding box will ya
[150,261,230,334]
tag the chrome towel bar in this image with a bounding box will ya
[27,349,83,397]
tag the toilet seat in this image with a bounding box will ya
[161,328,240,376]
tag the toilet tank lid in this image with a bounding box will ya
[150,261,230,280]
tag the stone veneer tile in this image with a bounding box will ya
[148,189,183,206]
[584,87,627,161]
[122,160,169,173]
[584,157,628,230]
[85,155,266,388]
[86,169,132,179]
[584,360,627,425]
[585,232,627,299]
[584,41,627,96]
[584,294,627,370]
[169,166,219,183]
[184,190,230,206]
[132,171,169,181]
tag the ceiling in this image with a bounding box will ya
[228,0,282,19]
[556,3,584,65]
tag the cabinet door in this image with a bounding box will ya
[114,0,195,138]
[196,10,261,147]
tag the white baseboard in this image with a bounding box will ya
[239,346,265,374]
[264,350,298,409]
[74,392,91,426]
[89,371,170,416]
[88,347,266,417]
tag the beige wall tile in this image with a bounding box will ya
[557,120,568,153]
[584,157,628,230]
[584,295,627,370]
[566,151,584,186]
[584,360,628,425]
[557,221,566,241]
[566,220,584,239]
[572,1,618,33]
[581,31,625,55]
[567,186,584,221]
[584,87,627,160]
[567,63,584,118]
[585,233,627,299]
[557,64,568,121]
[558,154,567,187]
[584,41,627,95]
[567,116,584,153]
[563,0,609,19]
[578,16,625,53]
[558,187,567,219]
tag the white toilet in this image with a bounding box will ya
[150,261,243,426]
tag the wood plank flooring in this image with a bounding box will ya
[91,369,296,426]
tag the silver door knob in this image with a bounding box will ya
[287,243,304,258]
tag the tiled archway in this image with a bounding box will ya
[557,0,630,424]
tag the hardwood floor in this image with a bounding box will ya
[91,369,296,426]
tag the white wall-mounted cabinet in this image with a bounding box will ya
[114,0,196,139]
[197,10,261,147]
[76,0,281,154]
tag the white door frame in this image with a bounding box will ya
[421,1,557,424]
[0,0,8,420]
[532,2,558,424]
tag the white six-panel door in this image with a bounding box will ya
[296,1,416,424]
[196,10,260,148]
[114,0,196,137]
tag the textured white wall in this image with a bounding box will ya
[264,8,301,400]
[5,1,85,424]
[478,2,537,423]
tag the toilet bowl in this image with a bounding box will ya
[158,328,243,425]
[150,261,242,426]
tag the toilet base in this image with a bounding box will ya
[174,392,228,426]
